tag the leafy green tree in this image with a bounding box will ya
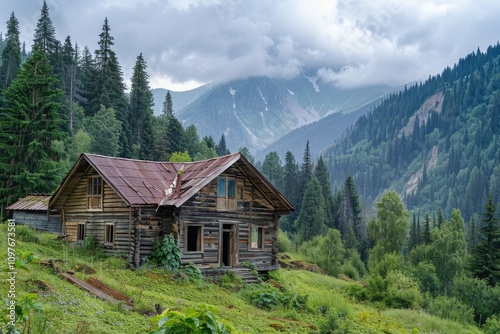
[169,151,192,162]
[162,90,173,116]
[295,176,327,244]
[68,128,92,163]
[193,140,217,161]
[470,194,500,286]
[85,105,122,157]
[0,12,21,91]
[298,228,343,275]
[368,191,409,266]
[129,53,154,160]
[93,17,130,156]
[261,151,284,191]
[0,48,67,211]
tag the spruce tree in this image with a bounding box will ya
[162,90,173,116]
[165,115,185,156]
[32,0,60,70]
[423,213,431,244]
[470,194,500,286]
[93,17,130,157]
[0,12,21,91]
[281,151,299,233]
[315,156,336,228]
[216,134,230,156]
[0,48,67,212]
[294,176,327,244]
[61,36,79,133]
[129,53,154,160]
[78,46,97,116]
[297,141,313,212]
[261,151,284,191]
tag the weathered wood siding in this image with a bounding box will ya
[178,166,279,271]
[61,167,132,256]
[12,211,62,234]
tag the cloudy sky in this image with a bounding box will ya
[1,0,499,91]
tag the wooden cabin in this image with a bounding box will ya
[49,153,293,271]
[6,195,62,234]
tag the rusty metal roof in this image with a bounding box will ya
[50,152,294,213]
[7,195,51,211]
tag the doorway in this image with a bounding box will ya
[221,223,236,267]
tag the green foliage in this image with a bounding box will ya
[149,304,238,334]
[169,151,192,162]
[408,261,440,295]
[295,176,327,244]
[429,296,474,325]
[15,226,40,243]
[182,262,203,281]
[246,284,307,311]
[218,271,244,291]
[277,229,294,253]
[369,253,403,278]
[2,293,44,334]
[344,248,366,278]
[85,105,122,156]
[149,234,182,271]
[298,228,343,276]
[384,270,424,309]
[340,261,360,280]
[483,315,500,334]
[261,151,284,191]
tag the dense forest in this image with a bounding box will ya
[2,1,500,332]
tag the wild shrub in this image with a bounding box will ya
[384,270,423,309]
[149,304,238,334]
[429,296,474,325]
[16,225,40,243]
[149,234,181,271]
[246,284,308,311]
[483,315,500,334]
[219,271,244,291]
[340,260,360,280]
[182,262,203,281]
[277,229,294,253]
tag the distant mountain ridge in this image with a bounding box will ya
[152,76,395,156]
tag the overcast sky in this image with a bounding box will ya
[1,0,499,91]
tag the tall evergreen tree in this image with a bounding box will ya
[294,176,327,244]
[0,12,21,91]
[261,151,284,192]
[216,134,230,156]
[297,140,313,212]
[165,115,185,156]
[422,213,432,244]
[78,46,97,116]
[315,156,335,224]
[162,90,173,116]
[93,17,130,157]
[32,0,59,69]
[129,53,154,160]
[0,48,67,213]
[61,36,79,133]
[470,194,500,286]
[281,151,299,233]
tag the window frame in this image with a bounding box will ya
[87,176,103,210]
[217,176,237,211]
[248,225,265,250]
[185,224,203,253]
[104,223,115,245]
[77,223,86,241]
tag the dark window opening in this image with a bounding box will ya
[77,223,85,241]
[186,225,202,252]
[105,224,115,244]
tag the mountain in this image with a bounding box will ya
[323,43,500,220]
[152,76,394,154]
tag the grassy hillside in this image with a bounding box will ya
[0,224,484,334]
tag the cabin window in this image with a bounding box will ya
[104,223,115,244]
[77,223,86,241]
[249,226,264,249]
[186,224,203,252]
[87,176,103,209]
[217,176,236,210]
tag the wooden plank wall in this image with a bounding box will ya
[12,212,62,234]
[178,167,279,271]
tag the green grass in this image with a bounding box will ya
[0,224,486,333]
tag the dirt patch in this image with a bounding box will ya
[75,263,96,275]
[278,255,326,274]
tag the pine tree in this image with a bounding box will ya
[93,17,130,157]
[294,176,327,244]
[78,46,97,117]
[315,156,336,228]
[61,36,79,133]
[261,151,284,192]
[129,53,154,160]
[467,215,477,254]
[165,115,185,156]
[422,213,431,244]
[281,151,299,233]
[162,90,173,116]
[32,0,59,70]
[216,134,230,156]
[470,194,500,286]
[0,12,21,91]
[0,48,67,212]
[297,141,313,212]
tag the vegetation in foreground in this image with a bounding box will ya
[1,224,492,334]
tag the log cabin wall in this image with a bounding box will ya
[178,166,279,271]
[60,167,133,257]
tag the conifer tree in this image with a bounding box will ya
[0,12,21,91]
[261,151,284,192]
[129,53,154,160]
[281,151,299,233]
[0,48,67,212]
[162,90,173,116]
[297,141,313,212]
[93,17,130,157]
[165,115,185,156]
[294,176,327,244]
[61,36,79,132]
[216,134,230,156]
[32,0,60,70]
[470,194,500,286]
[78,46,97,116]
[422,213,431,244]
[467,216,477,254]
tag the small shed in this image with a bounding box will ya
[6,195,62,234]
